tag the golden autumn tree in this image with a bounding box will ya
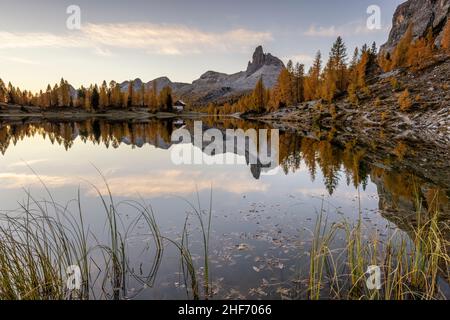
[347,82,358,104]
[398,89,412,111]
[320,62,337,103]
[0,79,6,103]
[51,84,59,107]
[253,77,267,113]
[146,80,158,112]
[348,48,359,82]
[59,78,71,107]
[99,80,108,109]
[268,82,281,111]
[286,60,296,104]
[319,37,348,103]
[304,51,322,101]
[391,23,413,69]
[347,47,360,104]
[407,28,434,70]
[378,51,392,72]
[356,49,370,91]
[442,19,450,52]
[277,68,294,107]
[109,81,121,108]
[346,43,376,104]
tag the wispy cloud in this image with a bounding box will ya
[0,169,268,197]
[283,54,314,65]
[304,25,340,38]
[304,21,388,38]
[0,23,273,56]
[0,55,40,65]
[7,159,49,168]
[93,47,114,57]
[0,31,84,49]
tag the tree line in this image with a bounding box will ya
[0,78,175,113]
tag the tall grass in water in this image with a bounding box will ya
[0,172,163,300]
[308,200,339,300]
[165,186,213,300]
[307,189,450,300]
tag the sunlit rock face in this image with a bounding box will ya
[381,0,450,53]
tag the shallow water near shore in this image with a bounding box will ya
[0,117,448,299]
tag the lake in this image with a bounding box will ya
[0,117,448,299]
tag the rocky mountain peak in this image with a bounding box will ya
[118,46,285,105]
[246,46,284,75]
[381,0,450,53]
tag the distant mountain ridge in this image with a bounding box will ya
[119,46,285,106]
[119,77,188,94]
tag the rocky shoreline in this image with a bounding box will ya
[0,104,205,121]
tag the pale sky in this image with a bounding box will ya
[0,0,405,92]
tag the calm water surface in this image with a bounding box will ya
[0,118,448,299]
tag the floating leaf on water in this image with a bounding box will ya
[250,287,268,297]
[253,266,261,273]
[236,243,250,251]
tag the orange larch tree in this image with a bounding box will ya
[442,19,450,52]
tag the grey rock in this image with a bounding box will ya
[246,45,284,76]
[381,0,450,53]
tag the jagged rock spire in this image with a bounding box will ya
[246,46,284,75]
